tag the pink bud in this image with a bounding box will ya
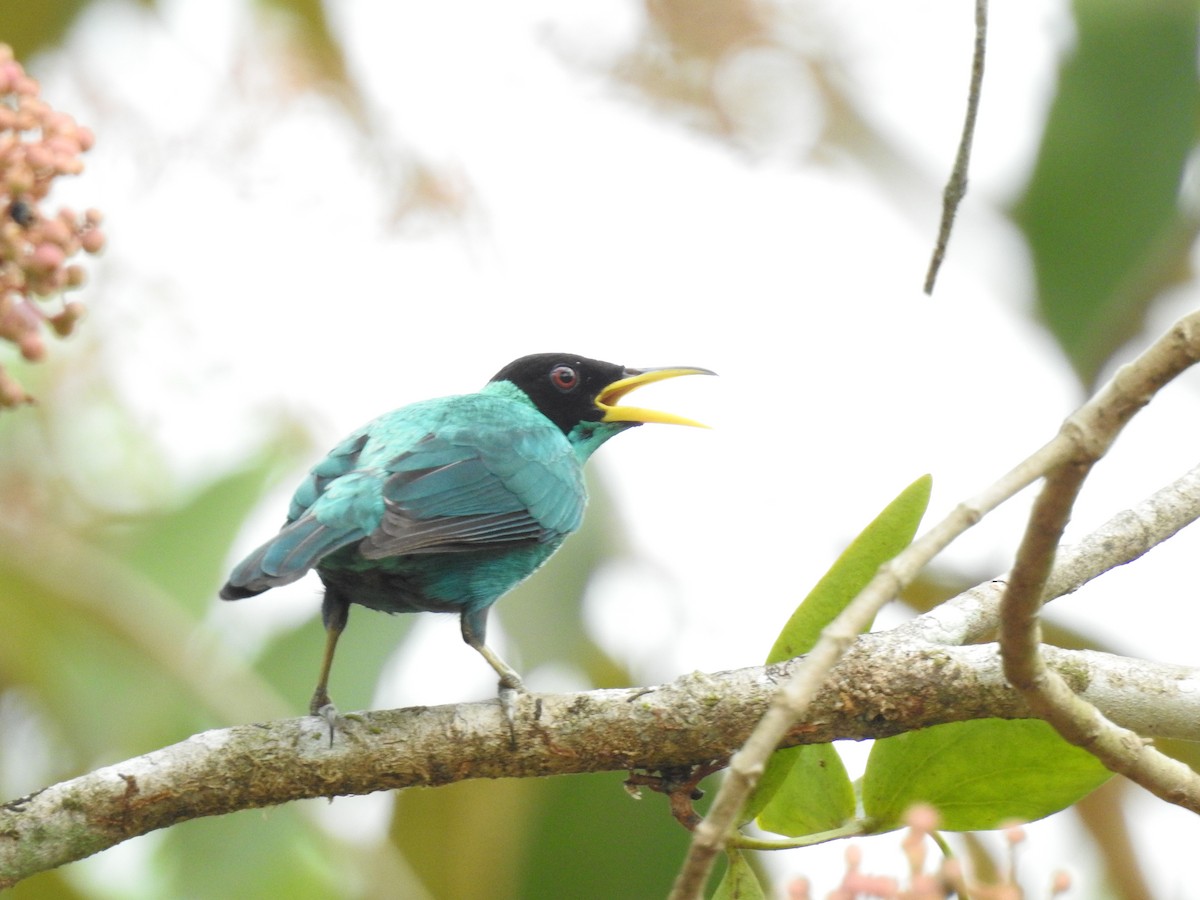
[19,332,44,361]
[903,803,940,834]
[80,228,105,254]
[40,217,71,245]
[64,264,86,288]
[0,62,19,93]
[29,243,64,271]
[0,367,34,407]
[6,164,33,194]
[31,149,61,174]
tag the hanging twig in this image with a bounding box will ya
[924,0,989,294]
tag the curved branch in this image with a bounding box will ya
[1000,312,1200,811]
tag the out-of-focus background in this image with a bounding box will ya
[3,1,1199,896]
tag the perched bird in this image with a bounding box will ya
[221,353,713,718]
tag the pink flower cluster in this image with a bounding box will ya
[0,42,104,407]
[788,806,1072,900]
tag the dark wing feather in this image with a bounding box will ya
[358,426,585,559]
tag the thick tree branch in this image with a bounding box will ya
[3,639,1199,888]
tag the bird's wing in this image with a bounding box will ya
[221,430,378,597]
[359,424,585,559]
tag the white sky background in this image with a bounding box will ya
[25,0,1200,895]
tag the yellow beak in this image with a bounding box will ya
[596,366,716,428]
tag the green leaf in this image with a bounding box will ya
[713,849,767,900]
[751,475,931,833]
[752,744,854,836]
[862,719,1112,831]
[766,474,932,663]
[1013,0,1200,386]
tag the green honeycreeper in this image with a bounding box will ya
[221,353,713,718]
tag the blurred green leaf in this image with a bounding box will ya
[112,447,296,616]
[256,598,414,716]
[749,475,931,832]
[518,771,696,899]
[391,771,694,900]
[1,544,214,755]
[2,0,94,61]
[1013,0,1200,386]
[11,868,88,900]
[713,849,766,900]
[160,806,343,900]
[861,719,1111,831]
[389,778,528,900]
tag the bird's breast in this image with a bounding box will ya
[316,540,563,616]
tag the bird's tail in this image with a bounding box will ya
[220,515,363,600]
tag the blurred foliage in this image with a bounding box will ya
[4,1,1200,898]
[1013,0,1200,387]
[391,772,700,900]
[1,1,92,61]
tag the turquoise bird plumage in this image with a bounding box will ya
[221,354,712,718]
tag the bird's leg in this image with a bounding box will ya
[310,591,350,738]
[461,607,526,735]
[460,607,525,691]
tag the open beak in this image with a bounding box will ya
[596,366,716,428]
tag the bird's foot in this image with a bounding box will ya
[310,699,341,747]
[497,677,528,743]
[498,670,526,693]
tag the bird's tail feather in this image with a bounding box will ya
[219,515,364,600]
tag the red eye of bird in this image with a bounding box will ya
[550,365,578,391]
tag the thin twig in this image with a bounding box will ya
[899,458,1200,647]
[924,0,988,294]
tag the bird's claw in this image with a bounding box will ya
[497,680,527,739]
[312,702,341,747]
